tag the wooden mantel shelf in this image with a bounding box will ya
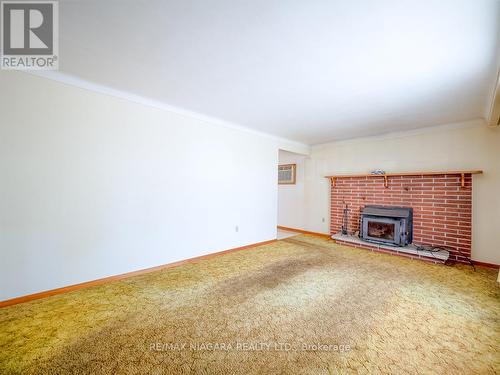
[325,170,483,188]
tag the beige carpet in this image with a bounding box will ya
[0,235,499,374]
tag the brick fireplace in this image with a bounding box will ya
[327,171,482,263]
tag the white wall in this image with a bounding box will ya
[277,150,307,229]
[0,72,307,301]
[303,120,500,264]
[1,72,498,301]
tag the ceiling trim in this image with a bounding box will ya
[486,70,500,127]
[312,119,486,149]
[25,71,310,151]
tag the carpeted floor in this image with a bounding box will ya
[1,235,499,374]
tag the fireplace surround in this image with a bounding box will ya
[326,171,482,263]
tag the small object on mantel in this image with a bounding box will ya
[370,169,386,175]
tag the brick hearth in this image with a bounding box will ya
[329,173,473,263]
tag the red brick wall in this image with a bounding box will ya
[330,174,472,263]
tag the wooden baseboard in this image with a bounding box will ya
[277,226,331,238]
[0,239,277,309]
[5,234,493,309]
[471,260,500,269]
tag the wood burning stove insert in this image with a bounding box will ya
[360,206,413,246]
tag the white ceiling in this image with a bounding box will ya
[56,0,499,144]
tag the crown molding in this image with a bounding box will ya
[312,119,486,149]
[485,69,500,127]
[25,71,310,153]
